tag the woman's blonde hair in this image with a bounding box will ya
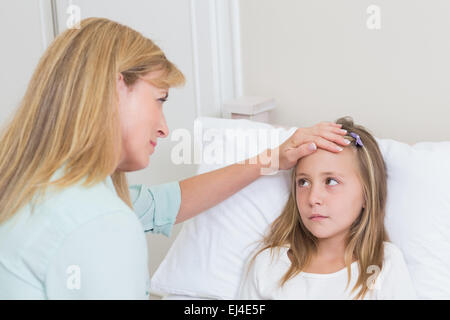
[247,116,389,300]
[0,17,185,224]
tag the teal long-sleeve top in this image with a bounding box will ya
[0,167,181,299]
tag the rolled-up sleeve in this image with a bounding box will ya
[129,181,181,237]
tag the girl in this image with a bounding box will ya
[239,117,417,300]
[0,18,349,299]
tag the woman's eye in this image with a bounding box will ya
[297,179,310,187]
[158,92,169,103]
[326,178,339,186]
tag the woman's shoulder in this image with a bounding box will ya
[2,177,139,266]
[0,181,144,297]
[49,177,131,214]
[33,176,134,231]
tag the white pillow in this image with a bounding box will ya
[379,139,450,299]
[150,117,450,299]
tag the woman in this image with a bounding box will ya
[0,18,349,299]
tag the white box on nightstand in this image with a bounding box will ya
[222,96,276,123]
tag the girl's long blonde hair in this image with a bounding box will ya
[0,17,184,224]
[247,116,389,300]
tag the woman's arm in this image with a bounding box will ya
[175,122,349,224]
[176,150,267,224]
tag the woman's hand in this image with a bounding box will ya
[263,122,350,172]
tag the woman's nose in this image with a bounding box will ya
[157,113,169,138]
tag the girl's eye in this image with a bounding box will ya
[297,179,310,187]
[326,178,339,186]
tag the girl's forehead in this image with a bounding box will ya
[296,147,359,176]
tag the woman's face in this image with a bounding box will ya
[295,147,366,241]
[116,71,169,172]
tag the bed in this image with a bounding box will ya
[150,117,450,300]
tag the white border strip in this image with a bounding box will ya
[38,0,56,50]
[230,0,243,99]
[189,0,203,118]
[189,0,243,118]
[210,0,223,115]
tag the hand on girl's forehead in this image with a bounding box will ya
[296,147,360,178]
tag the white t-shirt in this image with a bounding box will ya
[238,241,417,300]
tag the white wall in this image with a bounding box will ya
[239,0,450,143]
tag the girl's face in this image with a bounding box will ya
[295,147,366,241]
[116,71,169,172]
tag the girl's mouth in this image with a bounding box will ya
[309,214,328,221]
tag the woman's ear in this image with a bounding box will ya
[116,72,130,102]
[117,72,125,89]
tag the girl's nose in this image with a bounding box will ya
[308,184,323,206]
